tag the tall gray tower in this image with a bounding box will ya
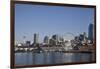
[88,23,93,43]
[34,33,39,44]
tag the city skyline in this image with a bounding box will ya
[15,4,94,43]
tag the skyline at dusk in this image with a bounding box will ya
[15,4,94,43]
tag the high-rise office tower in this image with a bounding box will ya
[44,36,49,44]
[79,34,84,41]
[88,23,93,42]
[52,34,59,45]
[52,34,58,41]
[34,33,39,44]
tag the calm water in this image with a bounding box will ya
[15,52,92,66]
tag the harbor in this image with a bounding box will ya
[15,51,95,66]
[15,32,96,66]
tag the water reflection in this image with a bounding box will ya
[15,52,92,66]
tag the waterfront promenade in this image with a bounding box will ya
[15,44,95,53]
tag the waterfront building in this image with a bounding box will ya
[17,43,23,47]
[75,36,79,41]
[26,41,31,46]
[78,32,88,45]
[49,38,55,45]
[64,40,73,51]
[58,36,64,45]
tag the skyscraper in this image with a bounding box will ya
[88,23,93,43]
[44,36,49,44]
[79,34,84,41]
[52,34,58,41]
[52,34,59,45]
[34,33,39,44]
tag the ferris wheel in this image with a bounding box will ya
[63,32,75,41]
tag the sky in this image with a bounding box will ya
[15,4,94,43]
